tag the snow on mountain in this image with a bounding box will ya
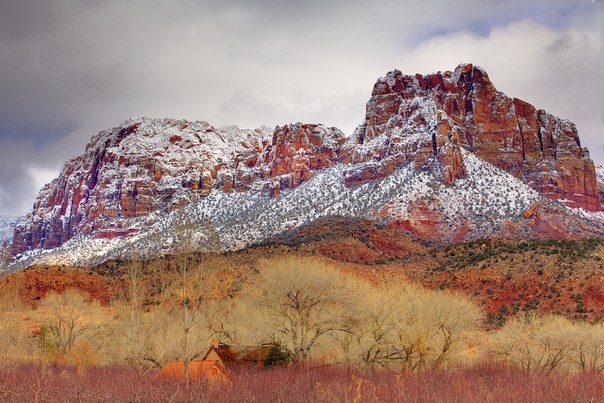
[10,118,279,254]
[10,152,552,268]
[595,164,604,220]
[11,149,604,269]
[9,64,604,269]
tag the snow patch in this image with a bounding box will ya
[12,151,548,268]
[596,165,604,189]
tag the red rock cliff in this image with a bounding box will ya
[349,63,600,211]
[11,119,344,254]
[11,64,602,256]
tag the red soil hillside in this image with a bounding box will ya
[269,222,604,323]
[2,225,602,324]
[410,239,604,324]
[267,216,427,264]
[0,266,113,306]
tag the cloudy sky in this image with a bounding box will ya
[1,0,603,217]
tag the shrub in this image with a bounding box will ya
[340,285,483,371]
[264,343,292,367]
[489,314,604,373]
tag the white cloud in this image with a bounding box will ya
[26,166,59,194]
[399,20,604,164]
[0,0,603,215]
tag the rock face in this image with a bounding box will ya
[11,119,345,254]
[343,68,468,186]
[261,123,345,195]
[11,64,603,257]
[350,63,600,211]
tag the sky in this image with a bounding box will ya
[0,0,603,217]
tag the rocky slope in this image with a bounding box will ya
[10,64,604,266]
[3,235,602,323]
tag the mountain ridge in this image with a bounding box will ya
[9,63,604,267]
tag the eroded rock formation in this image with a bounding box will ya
[11,64,602,256]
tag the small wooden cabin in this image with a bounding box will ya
[157,345,236,383]
[202,345,227,368]
[157,360,235,383]
[212,344,238,364]
[211,342,286,367]
[238,344,274,367]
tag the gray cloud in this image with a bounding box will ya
[0,140,57,216]
[1,0,603,215]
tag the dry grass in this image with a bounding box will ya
[0,362,602,402]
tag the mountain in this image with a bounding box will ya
[10,63,604,267]
[353,63,600,211]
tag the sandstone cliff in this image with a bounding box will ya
[350,63,600,211]
[11,64,604,259]
[11,120,345,254]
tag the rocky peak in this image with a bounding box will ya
[13,118,271,254]
[351,63,600,211]
[263,123,345,194]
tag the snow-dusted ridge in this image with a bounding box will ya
[11,152,551,268]
[586,164,604,223]
[10,64,604,269]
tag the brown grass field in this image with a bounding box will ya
[0,362,602,402]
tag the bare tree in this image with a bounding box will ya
[490,314,573,374]
[241,256,359,362]
[341,285,482,371]
[125,257,145,365]
[337,297,399,369]
[113,255,171,369]
[491,315,604,374]
[0,285,32,366]
[160,213,221,384]
[568,322,604,373]
[39,289,102,360]
[424,288,483,369]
